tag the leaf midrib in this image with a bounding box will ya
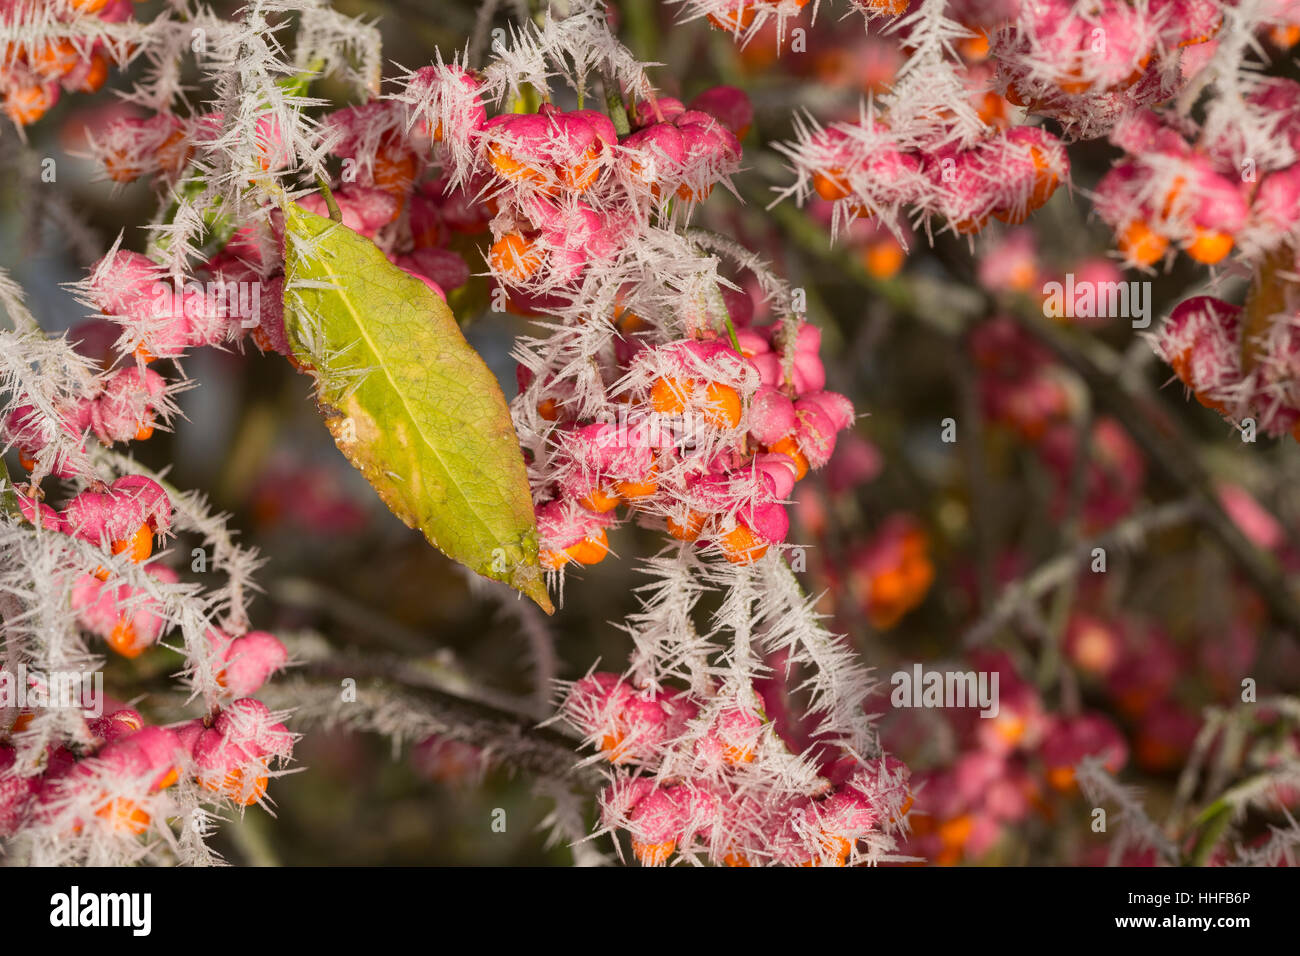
[298,216,509,552]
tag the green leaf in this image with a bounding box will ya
[281,203,552,613]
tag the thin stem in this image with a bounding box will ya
[298,655,602,787]
[315,174,343,223]
[603,78,630,137]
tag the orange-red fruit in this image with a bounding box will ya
[632,839,676,865]
[1046,765,1077,792]
[202,765,269,806]
[4,85,55,126]
[579,485,622,514]
[862,240,906,279]
[373,148,418,202]
[541,528,611,569]
[813,169,852,201]
[1184,228,1233,265]
[489,233,542,282]
[701,382,741,428]
[706,5,756,32]
[111,522,154,564]
[486,143,541,184]
[1118,220,1168,267]
[561,143,602,191]
[718,524,768,564]
[29,39,79,79]
[96,797,150,835]
[106,616,146,659]
[616,461,659,500]
[766,436,810,481]
[666,511,706,541]
[649,376,691,415]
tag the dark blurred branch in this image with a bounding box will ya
[953,332,997,610]
[963,498,1198,647]
[298,655,603,788]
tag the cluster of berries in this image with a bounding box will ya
[86,88,475,332]
[1,699,293,839]
[991,0,1220,139]
[791,118,1068,237]
[94,110,290,184]
[564,672,912,866]
[1094,110,1260,269]
[13,474,169,569]
[1,710,181,839]
[390,65,754,309]
[175,698,294,806]
[530,323,854,571]
[478,92,748,294]
[1154,291,1300,439]
[4,361,165,475]
[1,0,133,127]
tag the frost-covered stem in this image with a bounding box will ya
[314,175,343,222]
[964,498,1197,647]
[1231,814,1300,867]
[534,778,610,866]
[1076,757,1180,864]
[886,228,1300,641]
[1168,707,1226,826]
[294,658,602,786]
[603,78,630,136]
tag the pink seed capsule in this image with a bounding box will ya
[748,385,796,446]
[214,698,276,743]
[742,501,790,544]
[122,726,183,790]
[173,718,207,756]
[87,708,144,744]
[688,86,753,139]
[17,497,65,532]
[90,367,168,444]
[89,250,163,317]
[632,96,685,128]
[110,475,171,535]
[628,788,688,864]
[754,452,798,499]
[621,122,686,188]
[219,631,289,698]
[796,390,855,432]
[714,706,763,763]
[793,402,839,469]
[406,63,487,140]
[297,186,399,237]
